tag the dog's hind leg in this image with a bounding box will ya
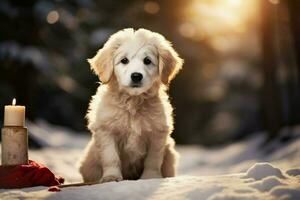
[78,140,102,182]
[161,137,179,177]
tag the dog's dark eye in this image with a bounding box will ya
[121,57,129,64]
[143,57,152,65]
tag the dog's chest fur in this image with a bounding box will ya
[88,85,172,179]
[112,97,164,153]
[110,96,168,179]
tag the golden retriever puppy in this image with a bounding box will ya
[78,28,183,183]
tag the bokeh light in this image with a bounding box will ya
[47,10,59,24]
[144,1,160,14]
[269,0,280,5]
[179,22,196,39]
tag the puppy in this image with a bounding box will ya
[78,28,183,183]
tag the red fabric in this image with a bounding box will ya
[0,160,64,189]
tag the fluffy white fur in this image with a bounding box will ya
[78,28,183,183]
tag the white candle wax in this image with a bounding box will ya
[3,99,25,127]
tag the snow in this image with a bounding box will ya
[1,171,299,200]
[244,163,285,180]
[286,168,300,177]
[250,176,284,192]
[1,121,300,200]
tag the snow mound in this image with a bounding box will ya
[286,168,300,177]
[250,176,284,192]
[270,186,300,200]
[244,162,285,180]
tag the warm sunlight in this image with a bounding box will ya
[180,0,259,40]
[227,0,242,7]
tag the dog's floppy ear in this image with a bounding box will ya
[87,45,114,84]
[157,41,183,85]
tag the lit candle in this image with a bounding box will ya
[4,98,25,127]
[1,98,28,166]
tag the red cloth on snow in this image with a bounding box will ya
[0,160,64,189]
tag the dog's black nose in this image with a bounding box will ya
[131,72,143,83]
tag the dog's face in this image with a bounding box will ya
[88,29,183,95]
[113,43,159,95]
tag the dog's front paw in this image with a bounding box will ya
[101,175,123,183]
[141,170,162,179]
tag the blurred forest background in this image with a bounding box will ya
[0,0,299,146]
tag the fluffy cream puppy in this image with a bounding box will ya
[78,28,183,183]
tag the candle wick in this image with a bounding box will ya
[12,98,16,106]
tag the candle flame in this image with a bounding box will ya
[12,98,16,106]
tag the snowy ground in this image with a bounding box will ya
[1,121,300,200]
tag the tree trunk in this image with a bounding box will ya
[286,0,300,126]
[260,0,283,139]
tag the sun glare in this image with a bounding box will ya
[180,0,258,41]
[227,0,242,7]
